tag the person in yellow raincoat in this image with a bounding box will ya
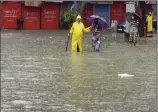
[69,15,92,52]
[146,12,153,32]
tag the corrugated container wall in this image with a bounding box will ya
[2,2,21,29]
[110,2,125,23]
[0,3,2,28]
[82,4,94,27]
[95,4,110,25]
[22,5,40,30]
[41,3,60,29]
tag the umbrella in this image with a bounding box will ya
[87,15,109,30]
[125,12,141,22]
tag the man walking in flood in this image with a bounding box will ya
[69,15,92,52]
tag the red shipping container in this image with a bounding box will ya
[82,4,94,27]
[145,4,152,14]
[0,3,2,28]
[135,7,141,19]
[110,3,125,23]
[41,3,59,30]
[2,2,21,29]
[22,6,40,30]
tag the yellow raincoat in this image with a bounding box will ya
[69,15,91,52]
[146,12,153,32]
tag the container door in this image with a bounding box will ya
[0,3,2,28]
[82,4,94,27]
[2,2,21,29]
[41,3,59,29]
[22,6,40,30]
[95,4,110,25]
[145,4,152,15]
[110,3,125,22]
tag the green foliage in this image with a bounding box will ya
[63,10,76,27]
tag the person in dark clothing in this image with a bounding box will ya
[20,18,24,29]
[153,20,157,34]
[92,18,99,34]
[17,18,20,30]
[17,18,24,30]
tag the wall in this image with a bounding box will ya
[82,3,94,27]
[110,2,125,23]
[2,2,21,29]
[22,6,40,30]
[95,4,110,25]
[41,3,60,29]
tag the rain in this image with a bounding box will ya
[1,29,157,112]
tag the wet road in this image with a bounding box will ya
[1,30,157,112]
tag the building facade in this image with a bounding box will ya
[0,1,156,30]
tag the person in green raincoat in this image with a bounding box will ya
[146,12,153,33]
[68,15,92,52]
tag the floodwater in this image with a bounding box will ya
[1,30,157,112]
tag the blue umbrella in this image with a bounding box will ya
[87,15,109,30]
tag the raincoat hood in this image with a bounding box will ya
[76,15,82,20]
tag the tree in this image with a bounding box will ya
[62,1,88,28]
[63,10,75,28]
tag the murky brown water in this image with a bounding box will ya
[1,30,157,112]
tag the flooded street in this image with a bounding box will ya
[1,30,157,112]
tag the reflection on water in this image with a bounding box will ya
[68,53,87,110]
[70,53,84,74]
